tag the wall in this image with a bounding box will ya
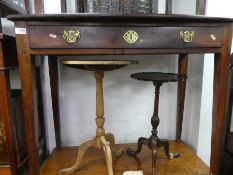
[5,0,232,168]
[41,0,203,153]
[59,54,203,150]
[8,0,202,158]
[60,55,179,146]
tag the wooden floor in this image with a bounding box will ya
[41,142,209,175]
[0,167,11,175]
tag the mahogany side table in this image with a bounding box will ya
[7,14,233,175]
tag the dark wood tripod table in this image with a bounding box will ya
[7,14,233,175]
[60,60,137,175]
[127,72,187,175]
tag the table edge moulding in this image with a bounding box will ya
[7,14,233,175]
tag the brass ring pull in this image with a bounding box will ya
[123,30,139,44]
[180,31,195,43]
[63,30,81,43]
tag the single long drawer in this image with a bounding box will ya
[28,26,224,49]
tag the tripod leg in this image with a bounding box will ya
[127,137,148,156]
[159,139,180,159]
[105,133,125,156]
[101,136,113,175]
[105,133,115,145]
[59,138,96,175]
[152,145,158,175]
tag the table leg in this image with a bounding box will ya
[0,42,17,175]
[48,57,61,149]
[16,35,40,175]
[36,65,48,156]
[210,25,232,175]
[176,54,188,141]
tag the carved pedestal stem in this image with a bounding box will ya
[150,82,161,140]
[95,71,106,148]
[149,82,161,175]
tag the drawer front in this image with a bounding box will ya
[28,26,224,49]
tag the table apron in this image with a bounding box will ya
[28,26,224,49]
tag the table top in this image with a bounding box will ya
[7,13,233,23]
[9,13,231,56]
[131,72,187,82]
[62,60,138,65]
[62,60,138,71]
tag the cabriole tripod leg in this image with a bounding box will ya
[105,133,115,145]
[59,138,96,175]
[152,148,158,175]
[159,139,180,159]
[101,136,113,175]
[105,133,125,156]
[127,137,148,156]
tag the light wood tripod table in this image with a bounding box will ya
[59,60,137,175]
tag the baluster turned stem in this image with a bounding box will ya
[151,82,162,137]
[95,71,105,148]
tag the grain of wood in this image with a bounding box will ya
[41,142,209,175]
[0,167,11,175]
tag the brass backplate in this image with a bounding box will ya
[123,30,139,44]
[63,30,81,43]
[180,31,195,43]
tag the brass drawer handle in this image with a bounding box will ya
[180,31,195,43]
[63,30,81,43]
[123,30,139,44]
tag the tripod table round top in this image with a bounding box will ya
[61,60,138,71]
[131,72,187,83]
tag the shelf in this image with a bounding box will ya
[0,0,27,17]
[41,142,209,175]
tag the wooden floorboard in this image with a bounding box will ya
[41,142,209,175]
[0,167,11,175]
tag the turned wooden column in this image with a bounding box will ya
[151,82,162,140]
[150,82,162,174]
[95,71,105,148]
